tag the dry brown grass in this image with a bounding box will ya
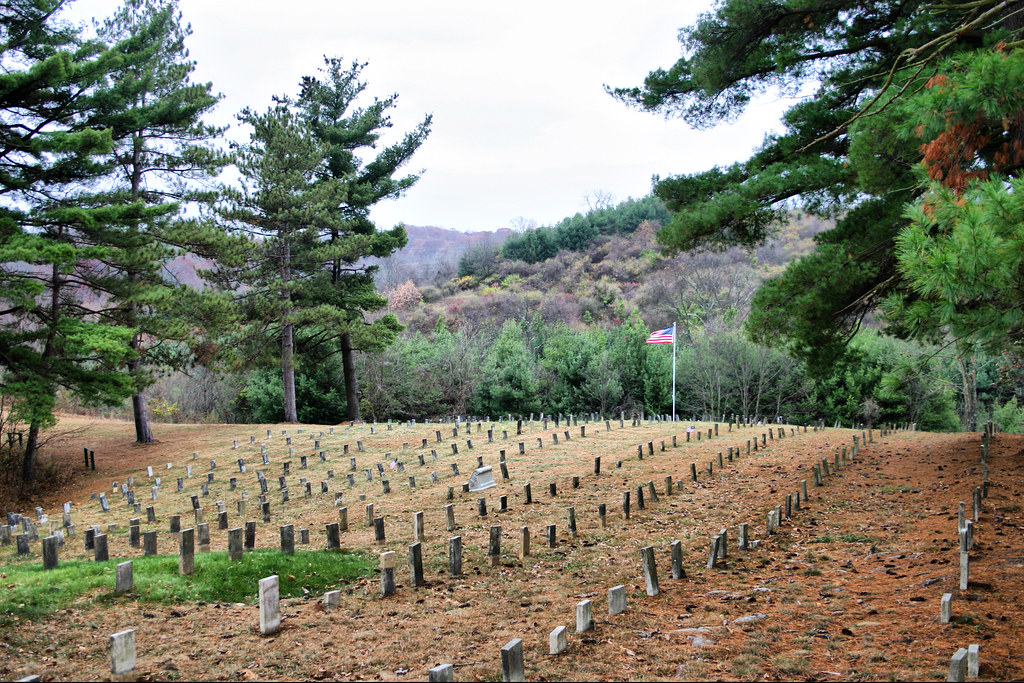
[0,415,1020,681]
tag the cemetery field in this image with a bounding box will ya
[0,416,1022,681]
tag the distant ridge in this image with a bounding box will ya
[371,224,513,285]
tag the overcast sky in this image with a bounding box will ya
[69,0,799,233]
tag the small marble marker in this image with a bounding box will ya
[550,625,568,655]
[608,585,626,614]
[500,638,525,683]
[949,647,968,682]
[109,629,136,676]
[576,599,593,632]
[428,664,454,682]
[323,590,341,609]
[115,561,133,594]
[259,575,281,635]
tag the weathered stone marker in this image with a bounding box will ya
[519,526,530,558]
[488,525,502,566]
[115,561,133,594]
[325,522,340,551]
[609,585,626,615]
[245,521,256,552]
[228,528,243,560]
[408,542,425,587]
[576,599,593,632]
[42,535,58,570]
[500,638,525,683]
[641,545,659,596]
[259,575,281,635]
[449,536,462,576]
[670,540,685,579]
[94,533,109,562]
[109,628,136,676]
[143,530,157,556]
[379,551,396,597]
[940,592,953,624]
[179,527,195,575]
[280,524,295,555]
[444,504,456,532]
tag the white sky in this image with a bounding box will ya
[67,0,801,233]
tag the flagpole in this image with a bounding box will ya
[671,321,677,422]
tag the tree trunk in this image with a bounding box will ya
[280,237,298,423]
[131,387,154,443]
[129,344,153,443]
[341,332,361,422]
[128,136,153,443]
[21,422,40,483]
[282,320,298,423]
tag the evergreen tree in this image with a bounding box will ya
[218,104,346,422]
[82,0,231,443]
[613,1,1024,370]
[0,0,138,480]
[295,57,431,422]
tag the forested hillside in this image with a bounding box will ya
[125,198,1015,436]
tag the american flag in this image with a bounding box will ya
[645,324,675,344]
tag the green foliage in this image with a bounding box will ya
[234,362,348,424]
[473,320,540,415]
[0,0,150,477]
[614,0,1024,377]
[994,398,1024,433]
[502,195,668,263]
[888,175,1024,351]
[0,549,372,626]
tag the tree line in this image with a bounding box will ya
[0,0,429,480]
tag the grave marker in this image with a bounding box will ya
[179,527,195,575]
[115,561,133,594]
[500,638,525,683]
[109,629,136,676]
[379,552,396,597]
[259,575,281,635]
[641,546,659,596]
[576,599,593,632]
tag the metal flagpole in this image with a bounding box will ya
[671,322,677,422]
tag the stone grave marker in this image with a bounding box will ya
[109,629,136,676]
[259,575,281,635]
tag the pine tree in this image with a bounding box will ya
[295,58,431,422]
[218,104,347,423]
[0,0,139,480]
[613,1,1024,368]
[81,0,231,443]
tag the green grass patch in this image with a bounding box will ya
[810,533,877,544]
[0,549,373,625]
[880,485,913,494]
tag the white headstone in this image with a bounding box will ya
[109,629,136,675]
[466,466,496,492]
[259,575,281,635]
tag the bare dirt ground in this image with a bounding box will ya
[0,415,1020,681]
